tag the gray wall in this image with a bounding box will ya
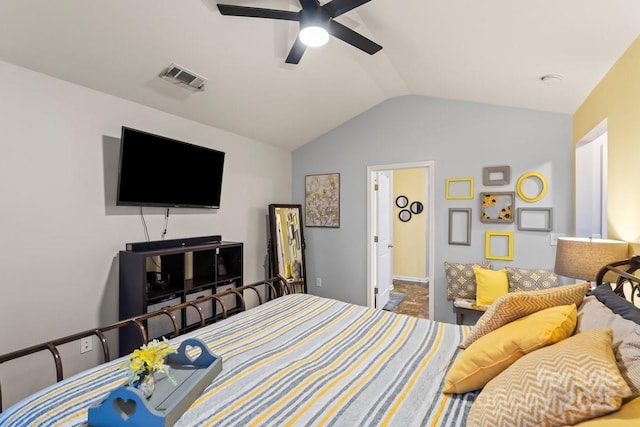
[292,95,573,323]
[0,60,291,407]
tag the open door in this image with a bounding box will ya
[367,160,434,319]
[375,171,392,308]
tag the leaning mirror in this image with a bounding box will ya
[268,204,307,294]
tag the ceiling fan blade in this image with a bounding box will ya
[299,0,320,10]
[285,38,307,64]
[328,20,382,55]
[217,4,300,21]
[323,0,371,18]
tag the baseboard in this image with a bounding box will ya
[393,275,429,284]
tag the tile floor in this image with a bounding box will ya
[390,280,429,319]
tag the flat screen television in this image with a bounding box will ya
[117,127,225,209]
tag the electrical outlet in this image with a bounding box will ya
[80,337,93,354]
[549,233,565,246]
[316,278,322,287]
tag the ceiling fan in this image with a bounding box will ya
[217,0,382,64]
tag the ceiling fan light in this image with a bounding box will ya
[299,26,329,47]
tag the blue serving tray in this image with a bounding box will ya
[88,338,222,427]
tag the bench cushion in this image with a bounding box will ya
[453,298,489,312]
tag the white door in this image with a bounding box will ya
[375,171,392,309]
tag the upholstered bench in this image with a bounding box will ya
[453,298,489,325]
[446,261,559,325]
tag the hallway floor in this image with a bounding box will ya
[390,280,429,319]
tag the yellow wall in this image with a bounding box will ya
[393,168,427,279]
[573,35,640,253]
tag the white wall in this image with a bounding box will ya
[293,95,573,323]
[0,60,290,386]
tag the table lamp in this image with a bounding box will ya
[554,237,628,283]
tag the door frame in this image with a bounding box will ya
[575,118,608,238]
[366,160,435,319]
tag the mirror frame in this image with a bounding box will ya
[268,204,307,294]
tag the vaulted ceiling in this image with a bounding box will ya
[1,1,638,150]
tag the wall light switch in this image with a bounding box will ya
[550,233,565,246]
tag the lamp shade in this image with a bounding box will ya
[554,237,628,282]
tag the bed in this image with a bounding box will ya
[2,258,640,427]
[0,283,476,426]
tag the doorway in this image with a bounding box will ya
[366,161,435,320]
[575,119,608,238]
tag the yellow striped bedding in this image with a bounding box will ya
[0,294,477,426]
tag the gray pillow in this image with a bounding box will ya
[590,284,640,325]
[445,261,491,300]
[507,268,559,292]
[576,296,640,398]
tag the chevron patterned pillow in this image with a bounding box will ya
[445,261,491,300]
[467,329,632,427]
[460,282,590,348]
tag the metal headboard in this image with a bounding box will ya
[0,276,292,413]
[595,255,640,303]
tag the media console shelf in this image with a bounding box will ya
[119,239,243,356]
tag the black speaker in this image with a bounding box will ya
[126,235,222,252]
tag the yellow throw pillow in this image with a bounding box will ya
[467,329,632,427]
[443,304,577,393]
[460,282,590,348]
[571,396,640,425]
[474,267,509,306]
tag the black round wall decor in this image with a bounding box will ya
[396,195,408,208]
[399,209,411,222]
[410,201,424,214]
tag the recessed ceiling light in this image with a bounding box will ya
[540,74,563,83]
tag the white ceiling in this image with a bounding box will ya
[0,0,638,150]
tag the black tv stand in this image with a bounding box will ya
[119,238,242,356]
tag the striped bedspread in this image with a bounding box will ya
[0,294,477,426]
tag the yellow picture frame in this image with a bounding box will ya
[516,171,548,203]
[445,178,474,200]
[485,231,514,260]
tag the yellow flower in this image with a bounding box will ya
[125,338,177,386]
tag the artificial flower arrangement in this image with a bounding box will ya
[124,338,177,396]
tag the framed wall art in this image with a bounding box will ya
[445,178,474,200]
[480,192,515,223]
[516,171,548,202]
[517,207,553,231]
[305,173,340,227]
[485,231,514,261]
[483,165,511,186]
[449,208,471,245]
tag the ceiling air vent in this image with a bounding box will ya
[159,63,207,91]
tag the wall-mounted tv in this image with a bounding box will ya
[117,127,225,209]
